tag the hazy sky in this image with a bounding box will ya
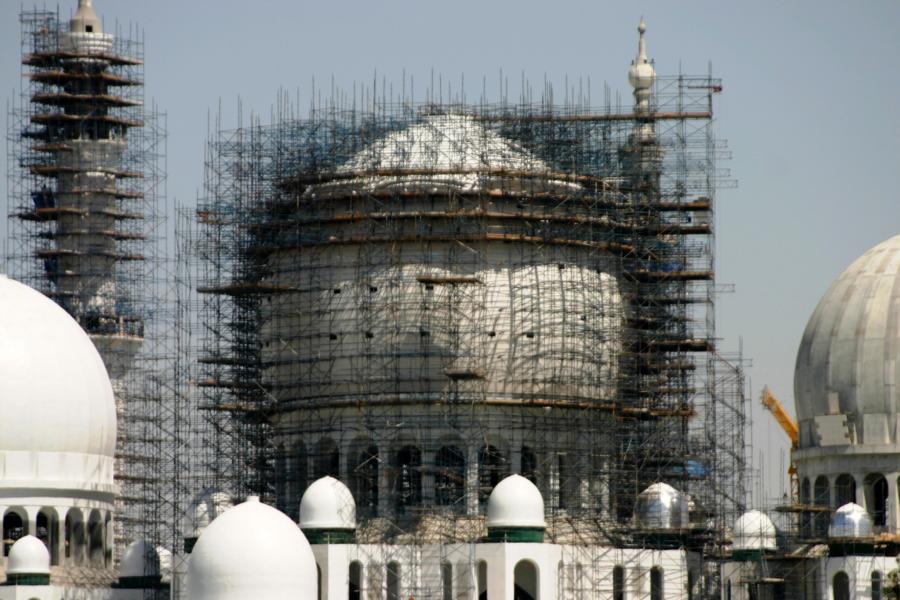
[2,0,898,504]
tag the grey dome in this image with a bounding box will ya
[633,482,689,530]
[795,235,900,447]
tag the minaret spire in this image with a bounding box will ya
[628,17,656,115]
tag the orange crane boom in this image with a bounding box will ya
[759,385,800,502]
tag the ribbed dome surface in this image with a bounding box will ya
[0,275,117,490]
[795,235,900,445]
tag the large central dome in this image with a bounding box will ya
[794,234,900,447]
[0,275,117,490]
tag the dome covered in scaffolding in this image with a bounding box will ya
[634,482,689,530]
[732,510,777,551]
[0,274,117,491]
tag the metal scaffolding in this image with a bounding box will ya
[189,70,747,597]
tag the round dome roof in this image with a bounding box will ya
[795,235,900,446]
[119,540,160,578]
[7,535,50,575]
[829,502,873,538]
[186,496,317,600]
[184,488,234,538]
[299,476,356,530]
[634,482,689,530]
[0,276,116,490]
[733,510,777,551]
[486,474,545,529]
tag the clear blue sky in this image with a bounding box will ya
[2,0,899,504]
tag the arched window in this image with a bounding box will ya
[650,567,663,600]
[814,476,830,536]
[477,560,488,600]
[387,561,401,600]
[350,445,379,517]
[833,571,850,600]
[521,446,538,484]
[349,560,362,600]
[800,477,812,536]
[435,445,465,506]
[317,564,322,600]
[275,443,289,513]
[395,446,422,509]
[65,509,85,566]
[2,509,25,556]
[725,579,732,600]
[291,441,309,518]
[441,561,453,600]
[612,565,625,600]
[872,571,883,600]
[478,445,506,504]
[513,560,539,600]
[865,473,889,527]
[87,509,104,566]
[36,509,59,565]
[835,474,856,507]
[314,438,340,480]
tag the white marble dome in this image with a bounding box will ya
[829,502,874,538]
[299,476,356,530]
[795,235,900,447]
[733,510,777,551]
[486,474,545,529]
[186,496,317,600]
[6,535,50,575]
[119,540,160,578]
[0,275,116,491]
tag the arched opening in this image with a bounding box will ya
[2,509,25,556]
[65,509,85,566]
[435,445,465,507]
[612,565,625,600]
[873,571,883,600]
[478,445,506,504]
[834,474,856,507]
[350,444,379,517]
[814,476,830,536]
[349,560,362,600]
[725,579,732,600]
[650,567,663,600]
[36,509,59,565]
[865,473,889,527]
[395,445,422,510]
[477,560,488,600]
[521,446,538,484]
[104,512,112,567]
[316,563,322,600]
[833,571,850,600]
[386,561,401,600]
[87,509,104,566]
[800,477,812,536]
[441,561,453,600]
[314,437,340,480]
[513,560,539,600]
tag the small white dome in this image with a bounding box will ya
[119,540,160,578]
[7,535,50,575]
[486,474,545,529]
[186,496,317,600]
[299,476,356,530]
[184,488,234,538]
[829,503,873,538]
[733,510,777,551]
[634,482,689,530]
[0,276,117,491]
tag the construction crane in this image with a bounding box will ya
[759,385,800,503]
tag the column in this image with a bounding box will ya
[466,445,479,516]
[854,473,867,511]
[888,474,899,532]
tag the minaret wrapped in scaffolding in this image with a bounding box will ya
[7,0,167,557]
